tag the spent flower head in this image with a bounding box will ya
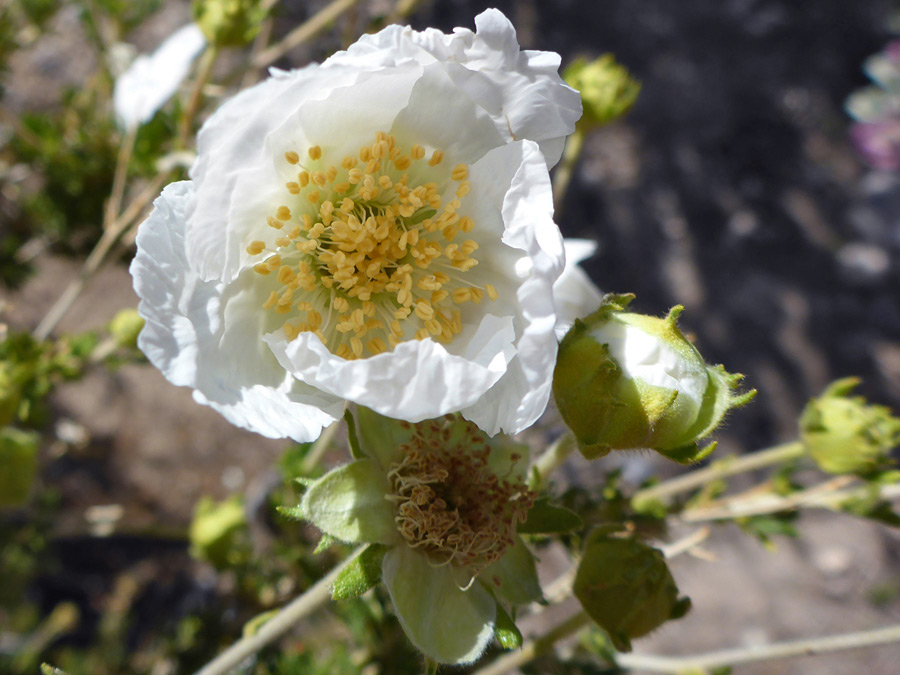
[553,294,755,463]
[286,410,541,664]
[132,10,582,442]
[800,378,900,476]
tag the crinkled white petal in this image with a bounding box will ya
[187,63,369,281]
[590,321,707,411]
[553,238,604,339]
[459,140,565,435]
[382,545,495,664]
[325,9,581,167]
[131,181,344,442]
[113,23,206,130]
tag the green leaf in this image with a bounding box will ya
[344,408,362,460]
[41,666,70,675]
[482,536,543,606]
[332,543,387,600]
[0,427,39,507]
[493,602,523,650]
[242,609,279,637]
[518,497,582,534]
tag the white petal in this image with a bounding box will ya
[553,239,604,339]
[131,182,343,442]
[382,545,495,664]
[264,313,516,422]
[113,24,206,130]
[326,9,581,167]
[460,140,565,435]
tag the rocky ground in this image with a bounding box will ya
[3,0,900,672]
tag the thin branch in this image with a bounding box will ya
[632,441,806,507]
[103,126,138,235]
[679,476,900,523]
[178,45,219,148]
[253,0,361,68]
[301,418,342,474]
[194,547,364,675]
[616,624,900,673]
[551,126,585,214]
[33,170,169,340]
[530,432,577,490]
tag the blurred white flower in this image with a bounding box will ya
[553,238,603,338]
[131,10,580,442]
[113,23,206,130]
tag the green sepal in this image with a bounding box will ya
[573,531,690,653]
[343,408,363,460]
[294,476,314,489]
[518,497,582,534]
[481,535,543,606]
[314,533,337,554]
[493,602,523,650]
[332,544,387,600]
[299,458,397,544]
[355,406,412,470]
[242,608,279,637]
[276,505,305,521]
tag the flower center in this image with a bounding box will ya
[385,417,534,574]
[246,131,499,360]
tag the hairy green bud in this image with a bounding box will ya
[553,294,755,463]
[573,531,690,652]
[564,55,641,128]
[192,0,267,47]
[109,308,145,349]
[801,378,900,475]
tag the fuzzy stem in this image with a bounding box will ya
[194,547,363,675]
[681,477,900,523]
[632,441,806,507]
[178,45,219,148]
[33,170,170,340]
[552,125,585,213]
[253,0,361,68]
[616,624,900,673]
[530,432,577,490]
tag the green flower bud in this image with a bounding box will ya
[553,294,755,463]
[0,427,39,508]
[189,495,247,568]
[108,308,145,349]
[192,0,267,48]
[564,55,641,128]
[573,531,691,652]
[800,378,900,475]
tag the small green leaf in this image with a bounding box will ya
[332,543,387,600]
[493,602,523,650]
[41,666,69,675]
[0,427,39,507]
[518,497,582,534]
[344,408,362,459]
[242,609,279,637]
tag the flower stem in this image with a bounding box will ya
[301,419,341,474]
[680,476,900,523]
[178,45,219,149]
[530,432,577,490]
[194,547,363,675]
[552,125,585,213]
[103,125,138,238]
[33,170,170,340]
[632,441,806,508]
[615,624,900,673]
[253,0,361,68]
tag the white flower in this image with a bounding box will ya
[553,238,603,339]
[113,23,207,130]
[131,10,580,442]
